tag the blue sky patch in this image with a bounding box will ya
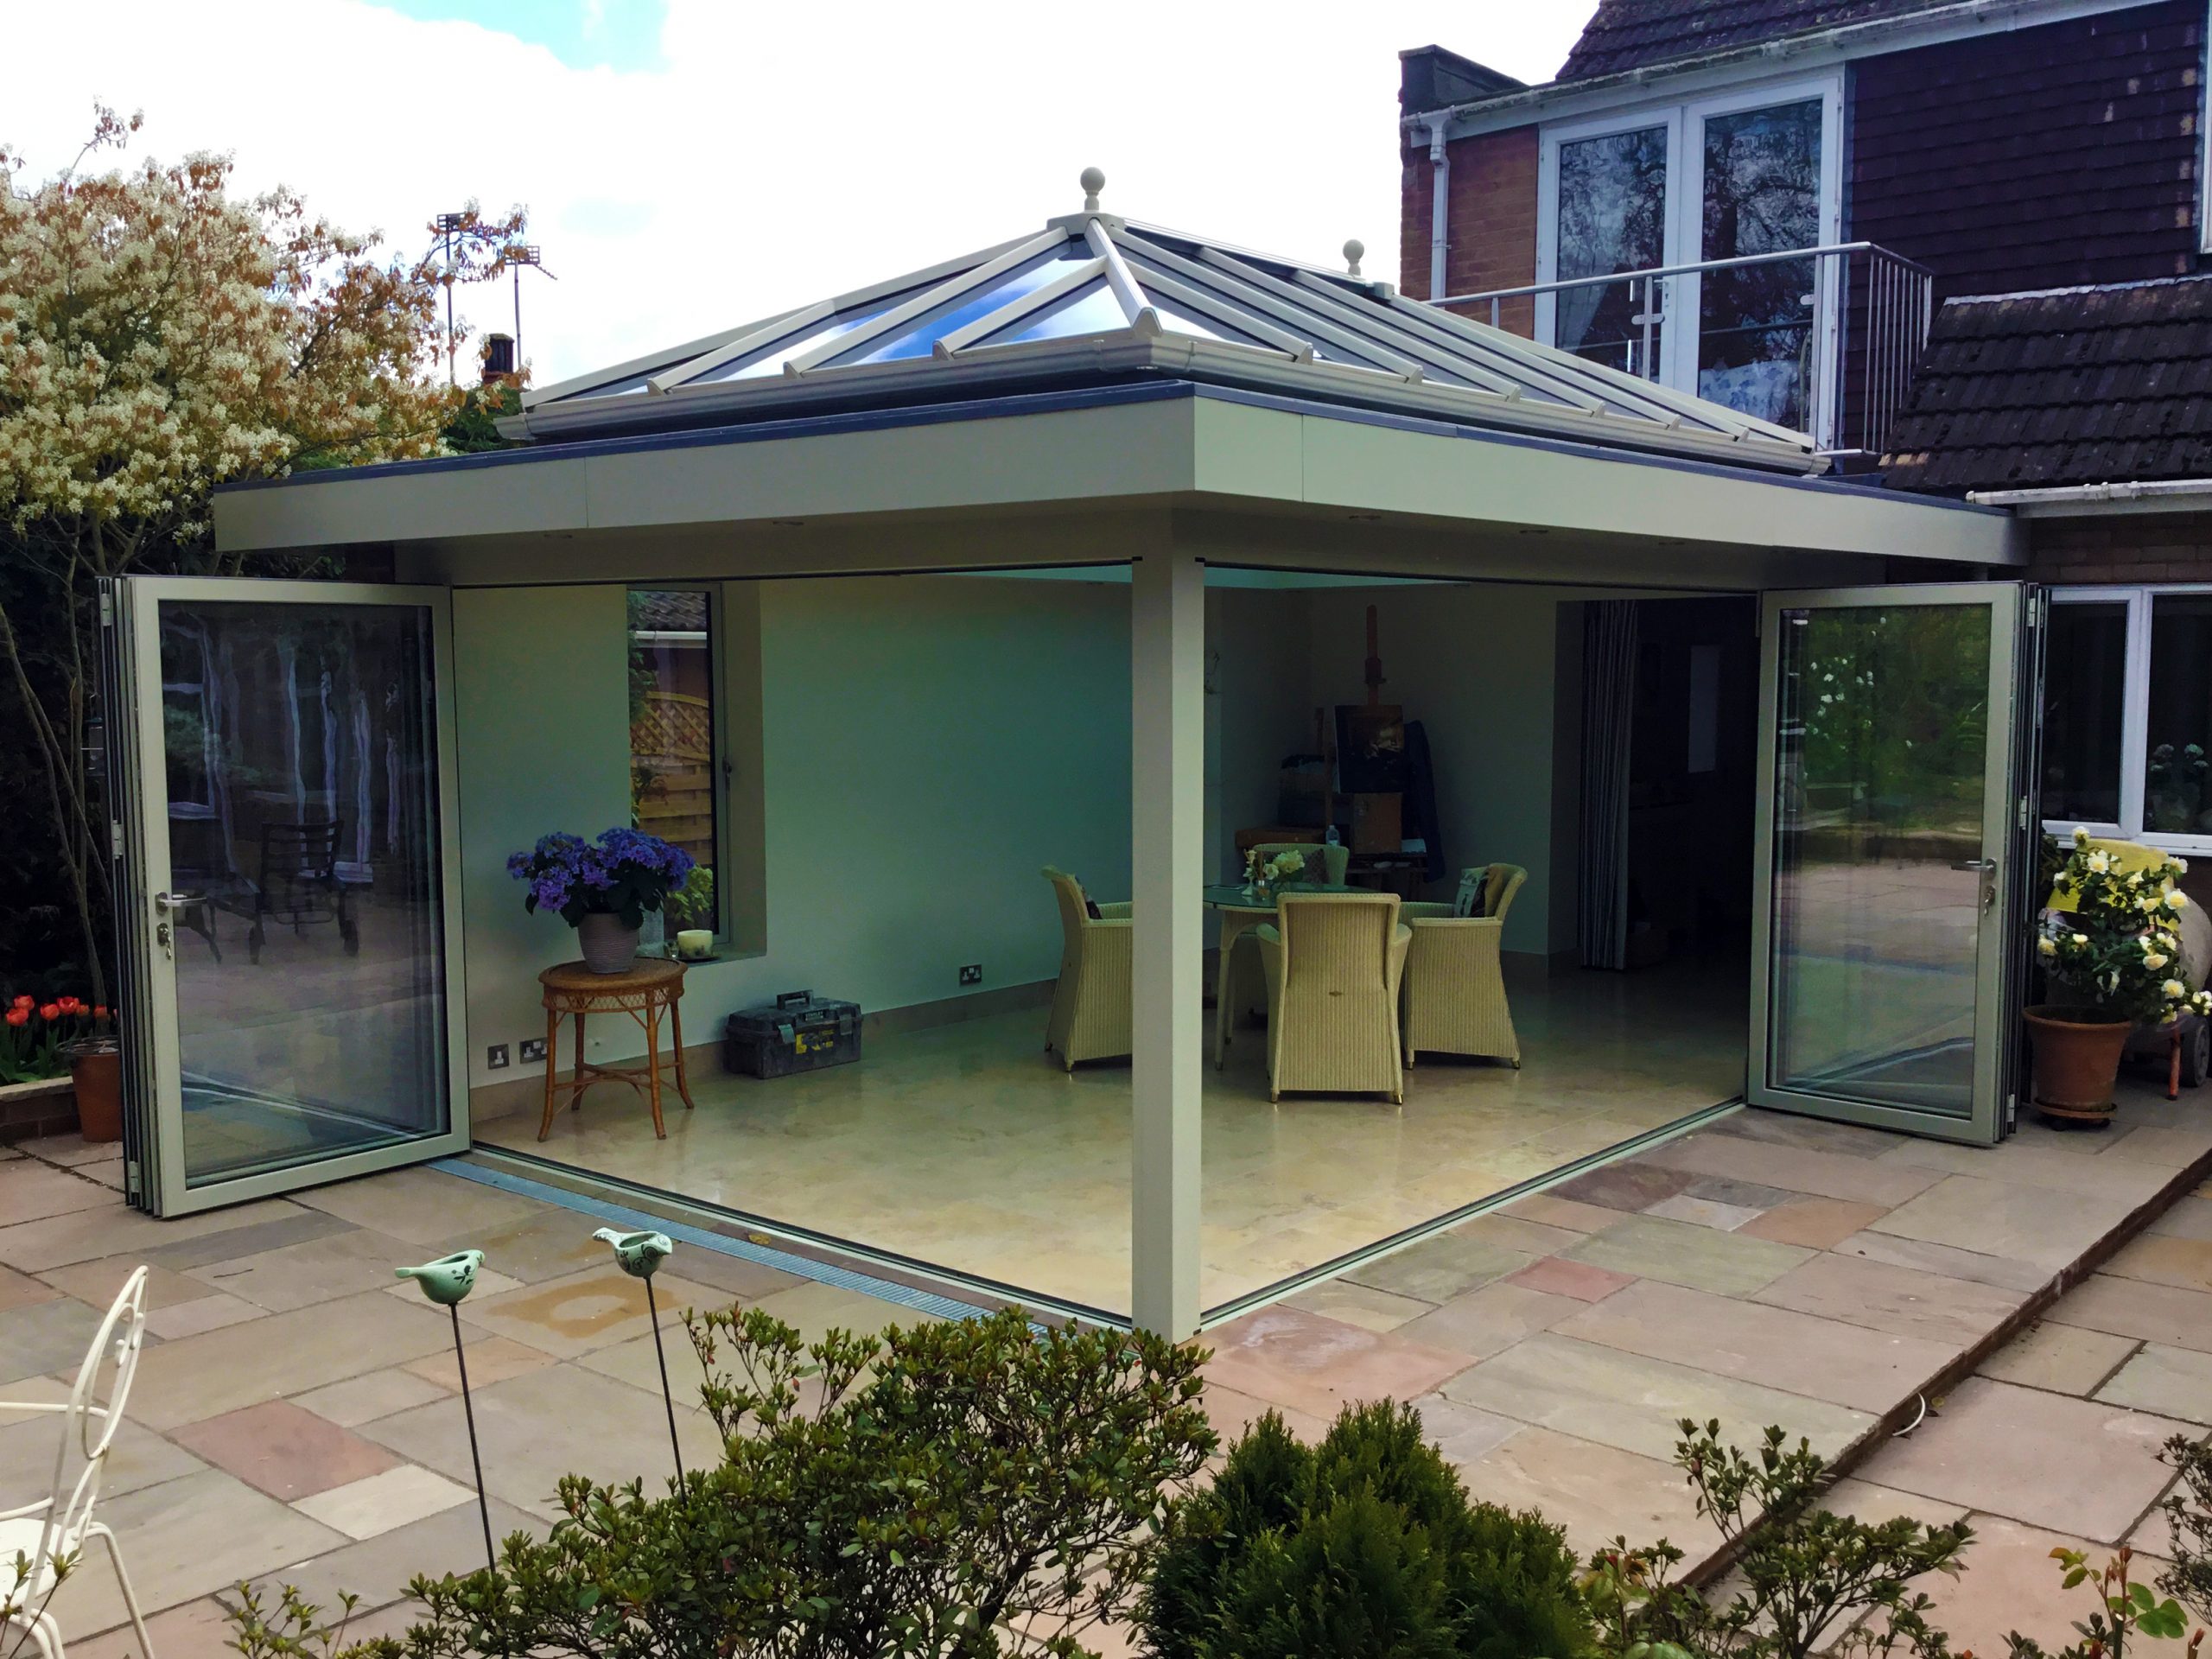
[372,0,667,73]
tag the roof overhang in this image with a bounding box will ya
[214,381,2021,572]
[1403,0,2158,142]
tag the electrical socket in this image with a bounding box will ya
[486,1043,511,1070]
[518,1037,547,1063]
[958,963,983,986]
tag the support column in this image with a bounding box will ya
[1130,550,1205,1339]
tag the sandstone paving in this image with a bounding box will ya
[1561,1213,1811,1296]
[1869,1175,2129,1271]
[1395,1281,1584,1357]
[1750,1249,2029,1345]
[2048,1273,2212,1353]
[1976,1319,2141,1395]
[2094,1341,2212,1422]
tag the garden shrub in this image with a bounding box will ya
[1137,1400,1592,1659]
[229,1304,1213,1659]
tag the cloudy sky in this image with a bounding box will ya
[9,1,1589,389]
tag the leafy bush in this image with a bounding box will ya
[1138,1400,1591,1658]
[230,1304,1213,1659]
[2158,1434,2212,1619]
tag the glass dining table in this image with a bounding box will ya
[1203,882,1360,1069]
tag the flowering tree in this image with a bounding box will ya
[2041,830,2212,1026]
[0,109,524,995]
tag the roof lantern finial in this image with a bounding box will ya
[1344,238,1365,277]
[1080,166,1106,214]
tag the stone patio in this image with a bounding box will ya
[3,1080,2209,1657]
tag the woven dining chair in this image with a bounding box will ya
[1,1267,156,1659]
[1228,842,1351,1025]
[1399,864,1529,1068]
[1255,892,1411,1103]
[1042,868,1134,1070]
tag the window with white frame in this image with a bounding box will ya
[2044,587,2212,849]
[626,586,723,935]
[1537,74,1843,438]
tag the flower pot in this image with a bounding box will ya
[63,1039,123,1143]
[2024,1006,2134,1124]
[576,912,642,975]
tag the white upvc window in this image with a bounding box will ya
[2044,585,2212,855]
[1536,73,1845,442]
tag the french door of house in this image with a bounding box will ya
[1539,76,1844,442]
[1749,584,2043,1143]
[102,577,470,1215]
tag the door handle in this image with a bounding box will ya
[155,891,207,912]
[1950,859,1997,873]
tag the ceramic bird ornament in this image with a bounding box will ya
[594,1227,674,1280]
[395,1249,486,1306]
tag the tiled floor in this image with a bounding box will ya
[3,1077,2209,1658]
[476,957,1747,1317]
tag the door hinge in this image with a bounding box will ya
[2018,793,2031,831]
[110,818,124,861]
[99,589,112,626]
[2005,1092,2018,1134]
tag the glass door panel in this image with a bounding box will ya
[1751,585,2028,1141]
[109,578,467,1214]
[1694,99,1822,429]
[1553,124,1671,376]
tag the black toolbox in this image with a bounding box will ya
[726,990,861,1079]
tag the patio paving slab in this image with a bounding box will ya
[1454,1425,1715,1560]
[293,1164,546,1243]
[2093,1342,2212,1423]
[0,1294,109,1383]
[1640,1131,1942,1207]
[2148,1195,2212,1240]
[251,1490,546,1614]
[1912,1515,2175,1659]
[1975,1320,2141,1395]
[1737,1196,1893,1249]
[1827,1226,2052,1293]
[142,1208,353,1271]
[405,1332,557,1392]
[1204,1305,1476,1423]
[1440,1332,1873,1463]
[1854,1376,2188,1541]
[1505,1255,1635,1301]
[2100,1230,2212,1291]
[1554,1279,1960,1412]
[1498,1192,1624,1232]
[1343,1229,1535,1303]
[293,1366,454,1427]
[0,1197,307,1273]
[1879,1140,2179,1203]
[1750,1250,2030,1346]
[454,1265,721,1358]
[193,1225,467,1313]
[0,1262,61,1312]
[144,1290,263,1340]
[1546,1160,1696,1212]
[1644,1193,1765,1230]
[171,1399,403,1500]
[38,1257,218,1313]
[1282,1277,1431,1332]
[1708,1111,1907,1156]
[1395,1281,1583,1358]
[2103,1126,2212,1167]
[1407,1395,1523,1465]
[2047,1273,2212,1353]
[1561,1214,1811,1297]
[1197,1382,1332,1447]
[0,1376,205,1498]
[1868,1175,2127,1272]
[294,1462,477,1541]
[0,1159,120,1224]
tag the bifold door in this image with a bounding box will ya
[1750,583,2041,1143]
[104,577,469,1215]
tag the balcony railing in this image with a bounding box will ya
[1441,243,1934,461]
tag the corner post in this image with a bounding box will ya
[1130,550,1204,1338]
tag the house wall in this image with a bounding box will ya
[1399,125,1541,331]
[1207,588,1315,883]
[2028,511,2212,582]
[452,573,1134,1090]
[1849,0,2204,302]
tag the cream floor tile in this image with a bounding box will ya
[294,1463,475,1540]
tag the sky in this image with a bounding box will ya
[7,1,1591,390]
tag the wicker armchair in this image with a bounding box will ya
[1254,893,1411,1103]
[1043,868,1133,1071]
[1400,864,1529,1068]
[1228,841,1351,1024]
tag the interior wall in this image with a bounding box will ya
[1207,588,1314,883]
[453,572,1134,1089]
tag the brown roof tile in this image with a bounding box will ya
[1559,0,1941,80]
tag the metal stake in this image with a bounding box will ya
[449,1302,499,1574]
[644,1276,685,1484]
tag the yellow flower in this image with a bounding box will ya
[2038,936,2058,957]
[2145,950,2170,970]
[2072,933,2089,947]
[2088,851,2112,874]
[2177,892,2193,910]
[2074,827,2092,846]
[2166,978,2190,1001]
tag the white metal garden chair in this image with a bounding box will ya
[1,1266,155,1659]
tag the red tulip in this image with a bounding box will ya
[37,1004,59,1021]
[55,996,80,1015]
[10,995,31,1010]
[3,1007,26,1027]
[93,1005,109,1021]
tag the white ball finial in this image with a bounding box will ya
[1080,166,1106,213]
[1344,238,1366,277]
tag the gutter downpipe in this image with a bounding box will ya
[1426,118,1451,302]
[1965,479,2212,513]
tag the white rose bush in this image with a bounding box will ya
[2043,829,2212,1027]
[0,107,523,994]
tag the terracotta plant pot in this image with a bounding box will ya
[576,911,642,975]
[2024,1006,2133,1124]
[67,1040,124,1144]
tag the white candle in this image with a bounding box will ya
[676,930,712,960]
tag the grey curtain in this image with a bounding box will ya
[1579,601,1638,970]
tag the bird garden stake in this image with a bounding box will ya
[594,1227,683,1483]
[395,1250,497,1573]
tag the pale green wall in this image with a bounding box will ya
[453,574,1133,1087]
[1206,588,1313,884]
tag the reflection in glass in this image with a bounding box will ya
[1768,605,1987,1115]
[991,282,1136,346]
[2147,595,2212,834]
[160,602,448,1185]
[2043,602,2127,825]
[1698,99,1821,429]
[1554,125,1669,374]
[626,589,718,934]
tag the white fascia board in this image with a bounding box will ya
[1257,401,2022,565]
[1408,0,2156,140]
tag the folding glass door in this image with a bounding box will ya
[104,577,468,1215]
[1750,584,2040,1142]
[1541,79,1841,439]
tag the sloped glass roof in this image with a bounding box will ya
[512,174,1821,474]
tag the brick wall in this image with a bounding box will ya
[1400,124,1541,335]
[2030,512,2212,583]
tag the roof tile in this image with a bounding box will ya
[1559,0,1941,80]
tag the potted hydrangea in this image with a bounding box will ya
[508,829,696,974]
[2031,829,2212,1122]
